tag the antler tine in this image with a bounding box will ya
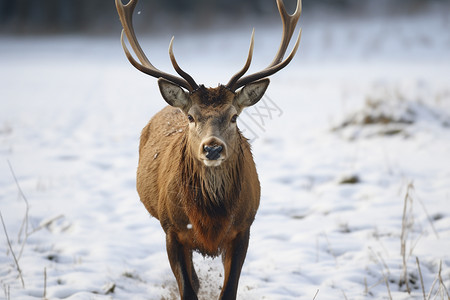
[228,0,302,91]
[233,29,301,90]
[116,0,152,67]
[115,0,197,91]
[169,37,199,91]
[226,29,255,90]
[269,0,302,67]
[119,31,192,90]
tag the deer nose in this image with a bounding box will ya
[203,145,223,160]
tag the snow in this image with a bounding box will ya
[1,7,450,300]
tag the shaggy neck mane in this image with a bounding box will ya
[179,133,244,217]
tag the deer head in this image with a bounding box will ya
[116,0,302,167]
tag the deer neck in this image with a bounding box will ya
[179,134,244,216]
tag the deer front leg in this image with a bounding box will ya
[219,229,250,300]
[166,231,198,300]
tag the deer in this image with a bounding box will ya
[115,0,301,299]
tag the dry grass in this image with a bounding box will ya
[1,161,66,298]
[332,83,450,140]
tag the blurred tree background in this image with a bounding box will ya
[0,0,447,35]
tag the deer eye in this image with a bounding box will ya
[231,114,238,123]
[187,115,195,123]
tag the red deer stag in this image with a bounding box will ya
[116,0,301,298]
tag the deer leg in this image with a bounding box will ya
[166,231,198,300]
[219,229,250,300]
[186,249,200,294]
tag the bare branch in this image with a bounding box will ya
[341,289,349,300]
[384,274,393,300]
[27,214,65,236]
[43,267,47,300]
[7,160,29,247]
[0,211,25,288]
[427,275,439,300]
[415,190,439,239]
[437,260,450,300]
[7,160,30,262]
[312,289,319,300]
[2,284,10,300]
[416,257,426,300]
[400,182,414,294]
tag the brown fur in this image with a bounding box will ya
[136,86,260,299]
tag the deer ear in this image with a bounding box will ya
[158,78,191,110]
[235,78,270,108]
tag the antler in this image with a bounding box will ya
[226,0,302,91]
[115,0,198,92]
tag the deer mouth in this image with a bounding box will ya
[202,159,224,167]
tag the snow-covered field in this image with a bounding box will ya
[1,6,450,300]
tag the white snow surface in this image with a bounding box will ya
[1,8,450,300]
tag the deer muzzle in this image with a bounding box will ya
[200,137,227,167]
[204,145,223,160]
